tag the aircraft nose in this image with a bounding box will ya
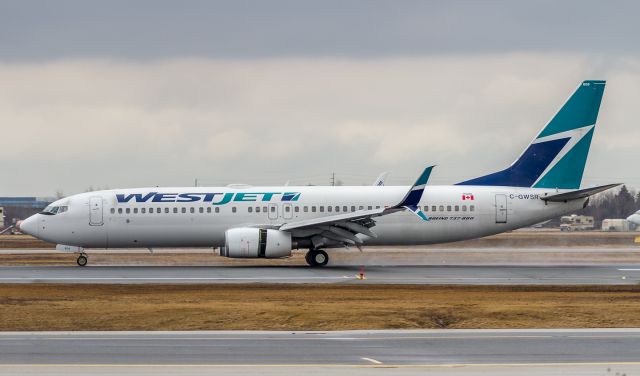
[18,216,38,236]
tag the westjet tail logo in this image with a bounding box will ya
[116,192,301,205]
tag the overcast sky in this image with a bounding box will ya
[1,0,639,196]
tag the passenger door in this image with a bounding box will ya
[495,194,507,223]
[89,196,104,226]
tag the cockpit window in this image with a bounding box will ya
[40,205,68,215]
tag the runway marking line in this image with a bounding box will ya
[618,269,640,271]
[1,362,640,368]
[361,357,383,364]
[0,335,558,341]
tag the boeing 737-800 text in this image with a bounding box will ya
[19,80,618,266]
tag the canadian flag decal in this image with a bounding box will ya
[462,193,474,200]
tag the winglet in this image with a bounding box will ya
[395,166,434,221]
[398,166,434,207]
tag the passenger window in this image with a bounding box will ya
[359,206,364,210]
[174,208,178,213]
[304,206,308,212]
[181,207,186,213]
[215,207,220,213]
[248,207,253,213]
[423,205,428,212]
[207,207,211,213]
[190,207,194,213]
[470,205,475,212]
[256,207,260,213]
[294,206,300,213]
[118,208,123,214]
[454,205,459,211]
[232,207,237,213]
[320,206,324,212]
[462,205,467,212]
[376,206,380,209]
[110,208,115,214]
[270,206,275,212]
[351,206,356,212]
[126,208,130,214]
[368,206,373,210]
[141,208,146,214]
[263,206,267,212]
[439,205,444,211]
[343,206,348,212]
[165,208,169,213]
[447,205,451,211]
[335,206,340,212]
[432,206,436,211]
[327,206,332,212]
[133,208,138,214]
[312,206,316,212]
[199,207,203,213]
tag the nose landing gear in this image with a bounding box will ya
[305,249,329,267]
[76,253,88,267]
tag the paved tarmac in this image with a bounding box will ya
[0,265,639,284]
[0,330,639,375]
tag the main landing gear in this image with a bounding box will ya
[305,249,329,267]
[76,253,88,267]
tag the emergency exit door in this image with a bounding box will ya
[495,194,507,223]
[89,197,104,226]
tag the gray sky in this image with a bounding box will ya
[1,1,639,195]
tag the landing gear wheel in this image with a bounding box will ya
[76,254,88,267]
[305,249,329,267]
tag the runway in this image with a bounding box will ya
[0,330,639,375]
[0,265,639,284]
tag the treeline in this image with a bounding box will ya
[573,185,640,226]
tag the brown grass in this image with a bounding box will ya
[1,284,639,331]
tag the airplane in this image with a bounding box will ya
[627,210,640,226]
[373,172,389,186]
[19,80,619,267]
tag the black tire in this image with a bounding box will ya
[305,251,315,266]
[77,254,88,267]
[312,250,329,267]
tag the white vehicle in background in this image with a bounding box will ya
[560,215,594,231]
[18,80,619,267]
[602,219,631,232]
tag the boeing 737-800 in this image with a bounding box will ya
[19,80,618,267]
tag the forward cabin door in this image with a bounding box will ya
[89,196,104,226]
[495,194,507,223]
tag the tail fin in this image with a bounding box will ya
[457,80,605,189]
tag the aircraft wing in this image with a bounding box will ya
[278,166,434,248]
[541,183,620,202]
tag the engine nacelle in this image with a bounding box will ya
[222,228,292,258]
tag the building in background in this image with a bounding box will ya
[0,207,4,229]
[0,197,53,229]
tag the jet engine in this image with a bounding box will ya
[222,228,292,258]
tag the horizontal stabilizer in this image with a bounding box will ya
[541,183,620,202]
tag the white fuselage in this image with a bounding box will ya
[23,185,585,249]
